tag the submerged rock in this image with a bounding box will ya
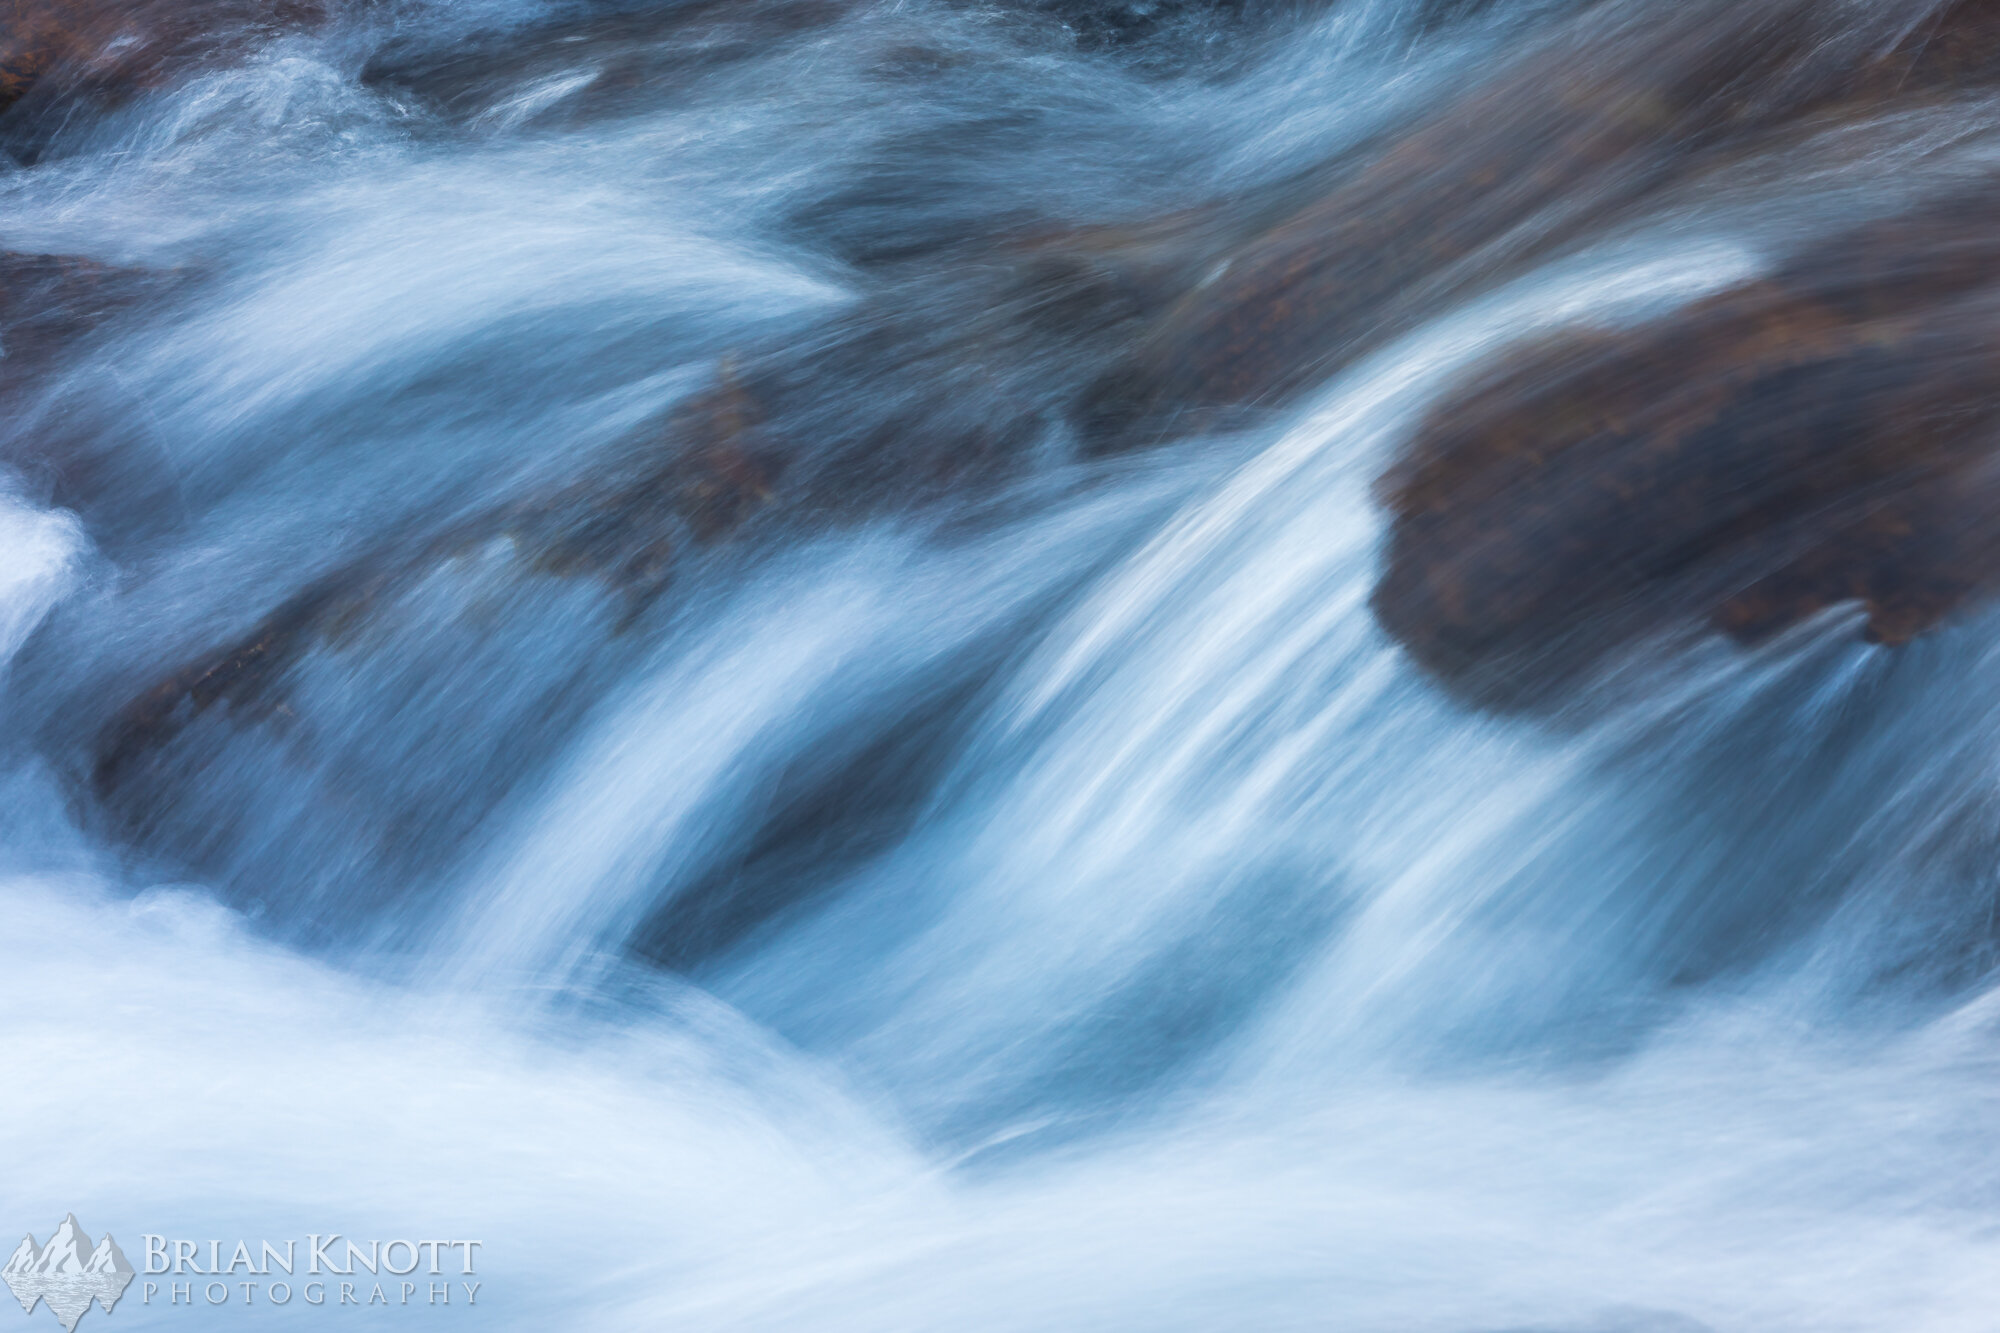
[1371,181,2000,699]
[0,251,188,529]
[91,361,791,799]
[82,205,1179,800]
[0,251,137,376]
[359,0,847,130]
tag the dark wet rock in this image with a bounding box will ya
[1371,180,2000,700]
[0,0,324,124]
[0,1,73,112]
[1078,0,2000,448]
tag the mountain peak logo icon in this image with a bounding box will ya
[2,1218,133,1332]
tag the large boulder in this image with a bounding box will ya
[1371,181,2000,698]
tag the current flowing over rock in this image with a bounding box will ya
[1,1,1999,1329]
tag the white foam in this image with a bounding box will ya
[0,492,85,671]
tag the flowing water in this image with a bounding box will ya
[3,0,1999,1328]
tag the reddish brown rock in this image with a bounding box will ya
[1080,0,2000,447]
[0,0,324,118]
[1371,182,2000,698]
[0,1,75,111]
